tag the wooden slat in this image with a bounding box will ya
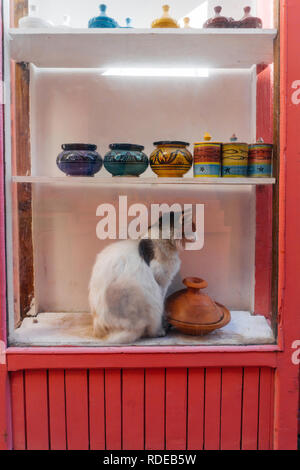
[10,0,28,28]
[48,369,66,450]
[242,367,260,450]
[24,370,49,450]
[65,370,89,450]
[165,368,187,450]
[204,368,221,450]
[122,369,144,450]
[258,367,274,450]
[145,368,165,450]
[220,368,243,450]
[187,368,204,450]
[10,371,26,450]
[89,369,105,450]
[105,369,122,450]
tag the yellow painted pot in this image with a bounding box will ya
[222,134,248,177]
[150,141,193,177]
[151,5,179,28]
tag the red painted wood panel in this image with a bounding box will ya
[204,368,221,450]
[242,367,260,450]
[24,370,49,450]
[65,370,89,450]
[122,369,144,450]
[220,368,243,450]
[258,367,274,450]
[10,371,26,450]
[89,369,105,450]
[105,369,122,450]
[145,368,165,450]
[48,369,66,450]
[165,368,187,450]
[187,368,204,450]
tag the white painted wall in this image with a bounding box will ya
[28,0,257,28]
[30,66,256,314]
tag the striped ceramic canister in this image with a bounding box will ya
[222,134,248,177]
[194,133,222,177]
[248,138,273,177]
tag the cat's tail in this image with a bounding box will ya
[94,327,143,345]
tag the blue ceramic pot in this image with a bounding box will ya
[104,144,149,177]
[123,18,133,28]
[57,144,103,177]
[88,4,119,28]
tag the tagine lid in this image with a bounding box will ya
[194,132,222,145]
[151,5,179,28]
[166,277,225,326]
[224,134,247,145]
[88,4,119,28]
[239,6,263,28]
[203,6,231,28]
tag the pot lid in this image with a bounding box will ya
[249,137,273,147]
[194,132,222,145]
[154,141,190,147]
[62,143,97,151]
[109,143,145,151]
[151,5,179,28]
[166,277,224,326]
[224,134,247,145]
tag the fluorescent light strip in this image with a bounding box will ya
[102,68,209,77]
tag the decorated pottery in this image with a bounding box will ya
[88,4,119,28]
[203,6,232,28]
[123,18,133,28]
[237,6,263,28]
[194,133,222,177]
[183,17,191,28]
[19,5,54,28]
[150,141,193,177]
[222,134,248,177]
[57,144,103,177]
[151,5,179,28]
[104,144,149,177]
[248,138,273,177]
[166,278,231,336]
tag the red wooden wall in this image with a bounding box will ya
[10,367,274,450]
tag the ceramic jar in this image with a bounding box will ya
[151,5,179,28]
[57,144,103,177]
[150,141,193,177]
[194,133,222,177]
[104,144,149,177]
[166,278,231,336]
[222,134,248,177]
[203,6,233,28]
[248,139,273,177]
[237,7,263,28]
[183,17,191,28]
[123,18,133,28]
[19,5,53,28]
[88,4,119,28]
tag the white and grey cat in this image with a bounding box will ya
[89,211,196,344]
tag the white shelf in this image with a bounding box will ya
[12,176,276,186]
[8,28,277,69]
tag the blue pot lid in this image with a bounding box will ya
[89,4,119,27]
[109,143,145,151]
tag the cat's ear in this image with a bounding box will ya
[138,239,154,266]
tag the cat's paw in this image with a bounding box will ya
[156,328,167,338]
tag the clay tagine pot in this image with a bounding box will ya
[237,6,263,28]
[203,6,233,28]
[151,5,179,28]
[166,277,231,336]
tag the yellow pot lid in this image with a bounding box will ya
[151,5,179,28]
[194,132,222,145]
